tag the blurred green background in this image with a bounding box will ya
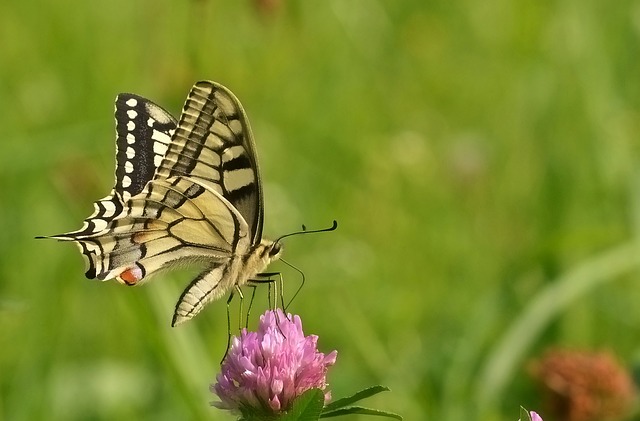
[3,0,640,420]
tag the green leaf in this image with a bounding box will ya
[239,411,278,421]
[320,406,403,420]
[280,388,325,421]
[322,385,391,412]
[239,415,277,421]
[519,406,531,421]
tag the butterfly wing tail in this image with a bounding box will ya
[36,232,109,280]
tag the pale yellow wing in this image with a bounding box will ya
[58,176,248,284]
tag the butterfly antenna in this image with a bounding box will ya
[280,258,306,310]
[274,220,338,244]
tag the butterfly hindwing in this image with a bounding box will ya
[77,176,249,283]
[155,81,264,245]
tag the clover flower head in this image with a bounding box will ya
[212,309,337,416]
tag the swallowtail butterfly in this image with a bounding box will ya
[40,81,283,326]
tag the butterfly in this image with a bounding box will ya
[39,81,284,326]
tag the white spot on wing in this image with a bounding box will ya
[126,147,135,159]
[122,175,132,188]
[151,130,171,145]
[124,161,134,174]
[126,133,135,144]
[127,121,135,131]
[127,110,138,119]
[153,140,168,156]
[126,98,138,107]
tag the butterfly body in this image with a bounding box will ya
[40,81,279,326]
[173,238,282,326]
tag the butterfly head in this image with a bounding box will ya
[264,239,283,261]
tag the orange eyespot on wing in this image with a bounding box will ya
[117,265,144,286]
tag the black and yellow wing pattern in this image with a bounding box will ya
[41,81,282,326]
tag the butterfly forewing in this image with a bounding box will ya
[155,81,264,245]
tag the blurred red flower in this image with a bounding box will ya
[530,349,635,421]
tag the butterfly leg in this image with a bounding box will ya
[235,285,246,333]
[221,285,251,364]
[244,284,258,329]
[247,274,275,310]
[252,271,286,310]
[222,290,237,364]
[248,272,288,336]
